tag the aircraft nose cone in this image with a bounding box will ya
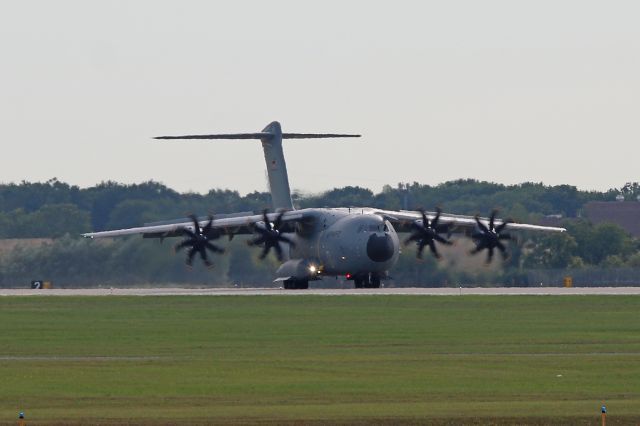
[367,233,394,262]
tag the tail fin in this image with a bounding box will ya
[155,121,360,211]
[259,121,292,210]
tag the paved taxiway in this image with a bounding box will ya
[1,287,640,296]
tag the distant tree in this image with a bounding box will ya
[107,200,159,229]
[620,182,640,200]
[567,221,635,265]
[239,191,273,212]
[299,186,374,208]
[522,233,578,268]
[0,204,91,238]
[84,181,179,231]
[0,178,82,213]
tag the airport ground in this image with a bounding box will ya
[0,294,639,425]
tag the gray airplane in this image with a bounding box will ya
[83,121,565,289]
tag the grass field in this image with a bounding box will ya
[0,295,639,425]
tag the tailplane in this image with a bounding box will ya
[155,121,360,211]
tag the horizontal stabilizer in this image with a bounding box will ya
[154,133,360,140]
[154,133,270,140]
[283,133,360,139]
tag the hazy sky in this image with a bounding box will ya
[1,1,639,195]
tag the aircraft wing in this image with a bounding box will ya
[82,210,308,239]
[368,208,566,234]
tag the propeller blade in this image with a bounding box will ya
[489,210,497,230]
[433,234,451,245]
[277,234,296,247]
[174,240,192,252]
[410,222,424,232]
[420,210,429,228]
[471,231,484,240]
[404,233,420,245]
[497,241,509,260]
[248,236,266,246]
[202,215,214,235]
[274,243,283,261]
[259,246,270,260]
[486,247,494,264]
[262,209,272,231]
[475,216,489,233]
[495,220,511,234]
[189,214,201,234]
[431,207,442,229]
[186,247,197,266]
[205,241,224,254]
[254,222,272,235]
[470,240,487,255]
[417,241,426,259]
[274,210,286,230]
[428,240,440,259]
[180,228,196,239]
[199,247,212,267]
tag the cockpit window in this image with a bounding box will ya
[383,223,389,232]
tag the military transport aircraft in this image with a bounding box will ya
[83,121,566,289]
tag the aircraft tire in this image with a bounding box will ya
[284,280,309,290]
[370,274,381,288]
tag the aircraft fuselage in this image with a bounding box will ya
[284,208,400,279]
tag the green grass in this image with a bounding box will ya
[0,295,639,425]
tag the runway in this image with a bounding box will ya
[2,286,640,296]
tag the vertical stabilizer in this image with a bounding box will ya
[260,122,294,210]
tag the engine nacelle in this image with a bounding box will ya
[275,259,319,281]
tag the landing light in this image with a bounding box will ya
[309,265,317,273]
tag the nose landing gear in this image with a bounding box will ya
[353,273,382,289]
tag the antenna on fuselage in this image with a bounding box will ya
[154,121,361,211]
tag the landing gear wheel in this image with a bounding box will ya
[370,274,381,288]
[283,280,309,290]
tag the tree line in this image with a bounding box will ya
[0,178,638,287]
[0,178,623,237]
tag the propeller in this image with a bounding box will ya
[248,209,295,261]
[404,208,453,259]
[470,210,512,264]
[174,214,224,267]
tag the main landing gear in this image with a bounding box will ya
[353,273,381,289]
[283,280,309,290]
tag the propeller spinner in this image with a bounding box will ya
[174,214,225,267]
